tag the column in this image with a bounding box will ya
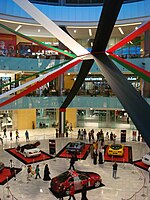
[59,108,66,137]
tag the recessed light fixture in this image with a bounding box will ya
[129,41,133,44]
[38,29,41,32]
[89,29,92,36]
[118,27,124,35]
[68,73,70,75]
[135,27,138,30]
[74,29,77,33]
[15,25,22,32]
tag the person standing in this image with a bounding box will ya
[0,134,3,145]
[93,149,98,165]
[9,159,15,174]
[25,130,29,142]
[43,164,51,181]
[27,165,32,181]
[112,161,118,179]
[35,164,41,179]
[3,127,7,138]
[10,130,12,141]
[81,184,88,200]
[148,166,150,183]
[15,129,19,141]
[68,183,76,200]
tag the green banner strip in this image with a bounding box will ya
[0,23,76,58]
[0,60,70,89]
[109,55,150,82]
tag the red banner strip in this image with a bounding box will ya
[110,53,150,77]
[0,59,81,108]
[107,21,150,53]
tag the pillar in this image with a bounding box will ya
[59,108,66,136]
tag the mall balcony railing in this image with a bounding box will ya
[0,96,150,110]
[0,56,150,73]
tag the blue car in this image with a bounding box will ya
[66,141,85,154]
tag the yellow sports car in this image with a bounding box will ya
[107,144,124,156]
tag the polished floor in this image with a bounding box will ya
[0,127,150,200]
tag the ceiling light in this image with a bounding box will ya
[74,30,77,33]
[118,27,124,35]
[129,41,133,44]
[0,19,42,26]
[15,25,22,32]
[90,42,93,47]
[135,27,138,30]
[89,29,92,36]
[68,73,70,75]
[38,29,41,32]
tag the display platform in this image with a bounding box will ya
[104,145,132,163]
[49,182,105,198]
[5,148,53,165]
[133,160,149,171]
[55,143,91,160]
[0,167,22,185]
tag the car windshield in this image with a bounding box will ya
[57,171,70,183]
[23,144,36,149]
[111,144,122,150]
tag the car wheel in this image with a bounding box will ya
[24,152,27,157]
[94,180,101,188]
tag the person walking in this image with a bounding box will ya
[112,161,118,179]
[81,184,88,200]
[43,164,51,181]
[68,154,76,170]
[35,164,41,179]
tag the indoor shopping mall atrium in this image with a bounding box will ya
[0,0,150,199]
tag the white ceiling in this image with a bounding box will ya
[0,19,142,40]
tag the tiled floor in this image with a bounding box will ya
[0,127,150,200]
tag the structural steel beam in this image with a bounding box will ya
[61,0,124,109]
[94,53,150,147]
[92,0,124,53]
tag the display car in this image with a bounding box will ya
[107,144,124,156]
[0,161,4,173]
[51,170,102,195]
[66,141,85,154]
[16,141,41,157]
[142,152,150,165]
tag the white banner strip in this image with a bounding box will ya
[0,54,91,99]
[13,0,89,57]
[0,58,80,99]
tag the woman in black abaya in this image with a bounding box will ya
[43,164,51,181]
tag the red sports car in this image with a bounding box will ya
[51,170,102,196]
